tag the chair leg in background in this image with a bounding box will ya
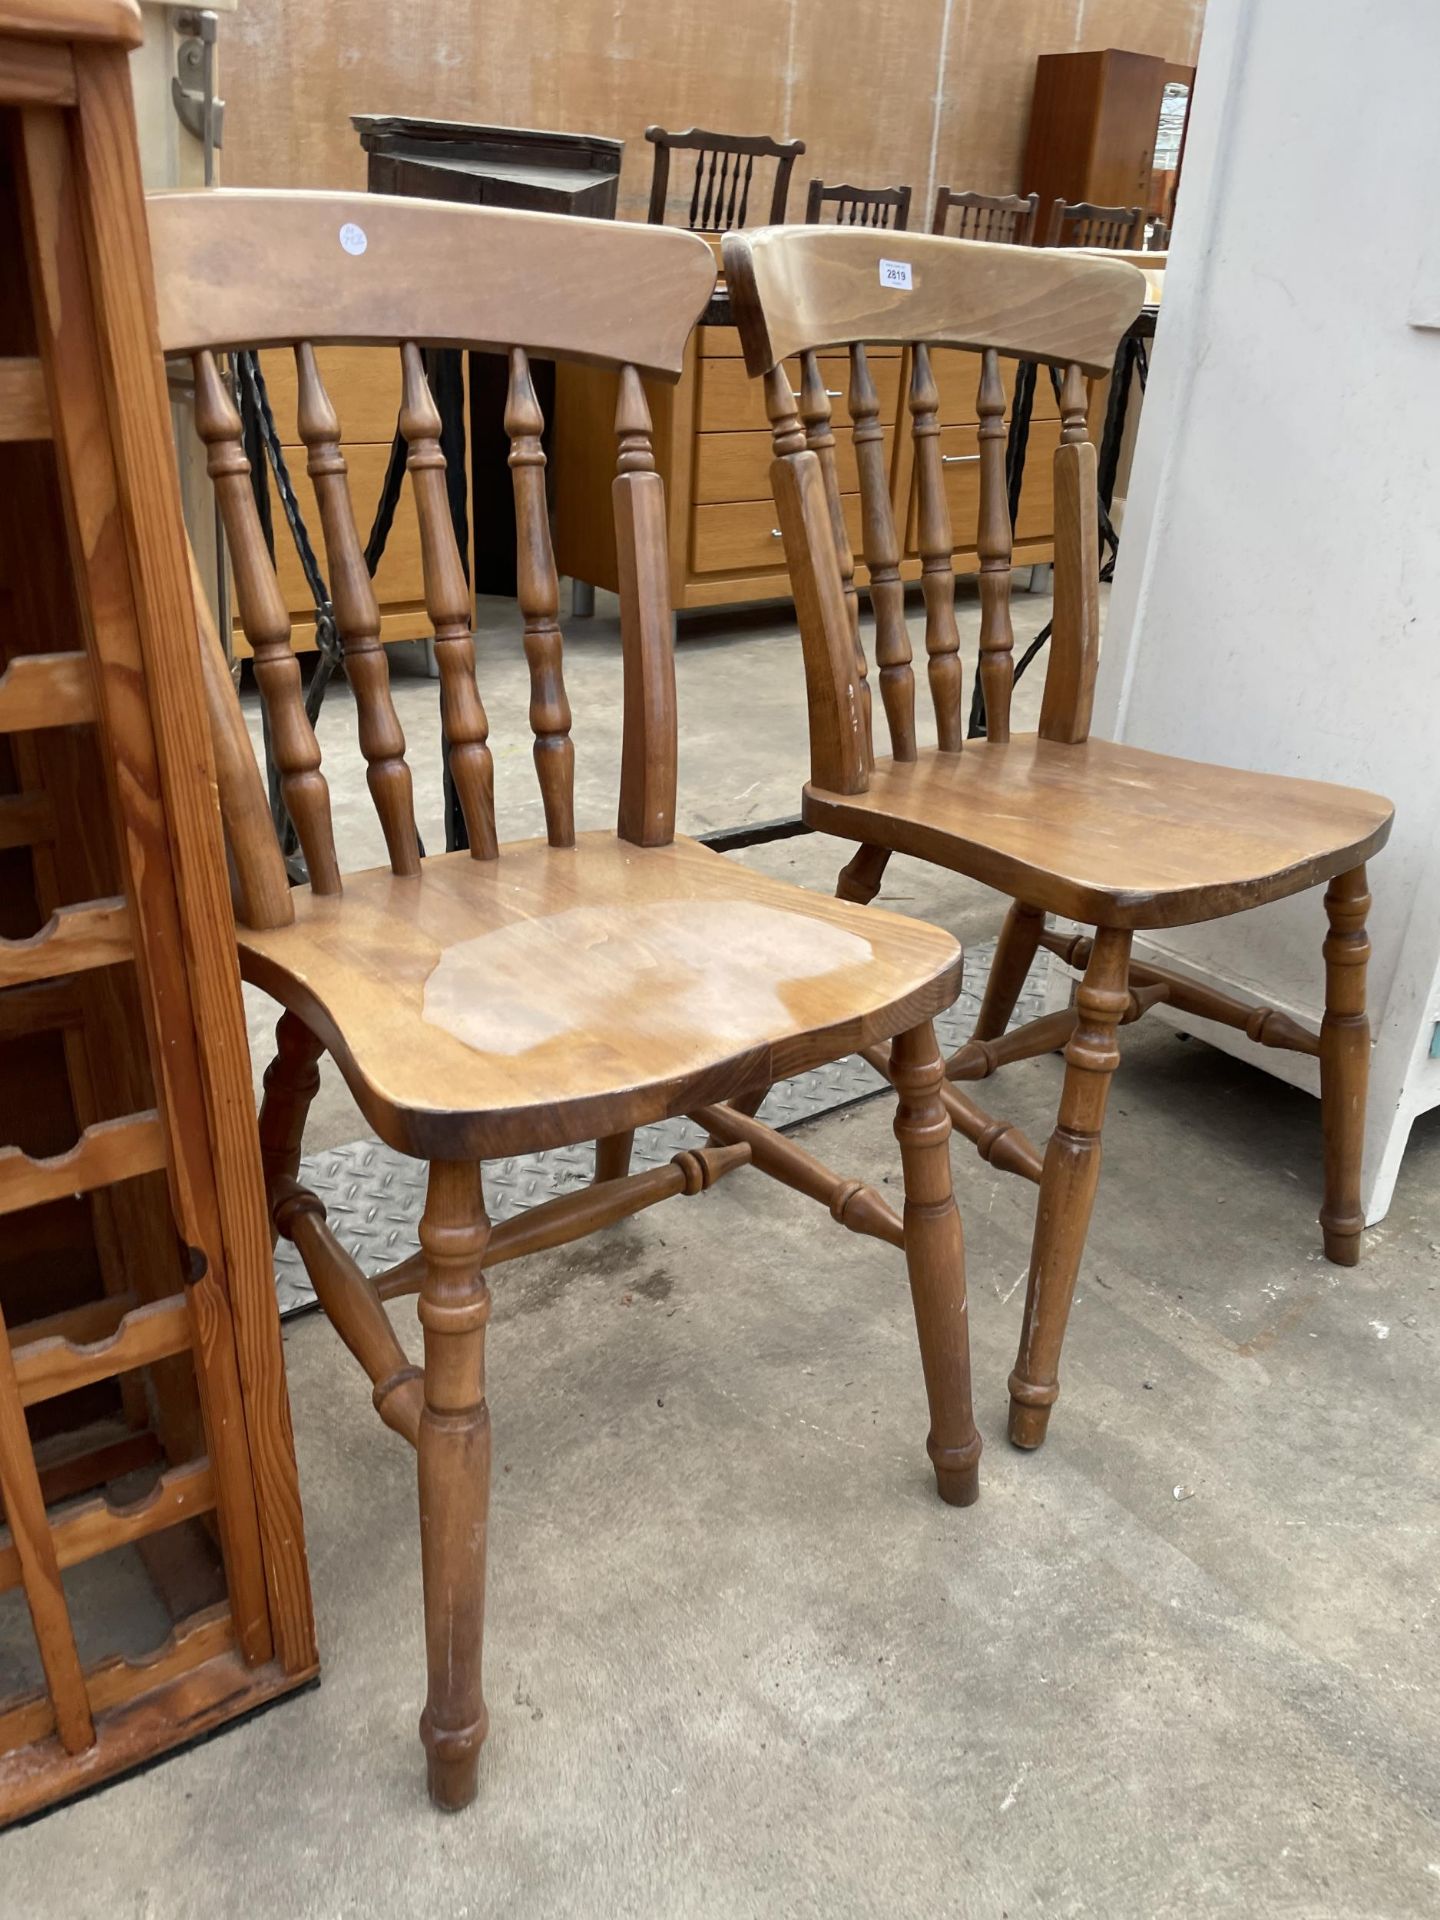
[1008,926,1131,1449]
[891,1020,981,1506]
[257,1010,324,1245]
[594,1130,635,1183]
[836,842,891,905]
[973,901,1047,1042]
[1319,865,1371,1266]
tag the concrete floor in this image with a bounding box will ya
[8,583,1439,1916]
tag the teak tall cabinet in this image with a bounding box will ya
[1021,49,1194,231]
[0,0,315,1824]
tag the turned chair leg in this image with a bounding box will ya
[836,842,891,905]
[1008,926,1131,1449]
[891,1021,981,1506]
[973,901,1046,1043]
[416,1160,493,1811]
[1319,866,1371,1266]
[594,1131,635,1183]
[257,1010,324,1246]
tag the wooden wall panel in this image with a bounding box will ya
[223,0,1203,222]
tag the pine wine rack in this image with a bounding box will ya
[0,0,316,1824]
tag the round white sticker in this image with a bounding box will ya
[338,222,368,257]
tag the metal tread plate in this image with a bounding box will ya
[275,938,1046,1315]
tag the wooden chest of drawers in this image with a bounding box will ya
[554,320,1062,617]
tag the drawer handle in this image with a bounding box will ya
[941,453,981,466]
[790,388,845,400]
[771,527,783,538]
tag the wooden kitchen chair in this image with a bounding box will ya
[805,179,912,230]
[645,126,805,230]
[148,190,980,1810]
[931,187,1038,245]
[1044,197,1145,249]
[723,225,1393,1452]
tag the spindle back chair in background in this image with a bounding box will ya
[1044,197,1145,249]
[805,178,913,230]
[724,224,1392,1456]
[148,190,981,1812]
[645,125,805,231]
[930,187,1038,244]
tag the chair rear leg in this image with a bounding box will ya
[594,1131,635,1183]
[1008,927,1131,1449]
[257,1010,324,1247]
[416,1159,492,1811]
[1319,866,1371,1266]
[973,901,1046,1042]
[891,1020,981,1506]
[836,842,891,904]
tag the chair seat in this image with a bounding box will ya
[803,734,1393,929]
[240,832,962,1160]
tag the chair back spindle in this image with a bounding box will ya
[193,348,342,896]
[974,349,1015,743]
[294,344,420,877]
[399,343,499,861]
[849,342,916,762]
[906,344,964,751]
[505,347,575,849]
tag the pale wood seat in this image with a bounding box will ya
[240,831,961,1160]
[724,224,1394,1458]
[149,189,981,1814]
[806,736,1391,930]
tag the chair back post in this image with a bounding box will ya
[760,367,868,796]
[723,226,1144,768]
[1037,363,1101,743]
[612,366,678,845]
[797,351,872,767]
[149,190,715,919]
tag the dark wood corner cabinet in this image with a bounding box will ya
[0,0,315,1824]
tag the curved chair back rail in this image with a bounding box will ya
[722,224,1146,378]
[148,189,714,373]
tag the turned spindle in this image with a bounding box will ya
[400,344,498,860]
[506,347,575,848]
[294,344,419,876]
